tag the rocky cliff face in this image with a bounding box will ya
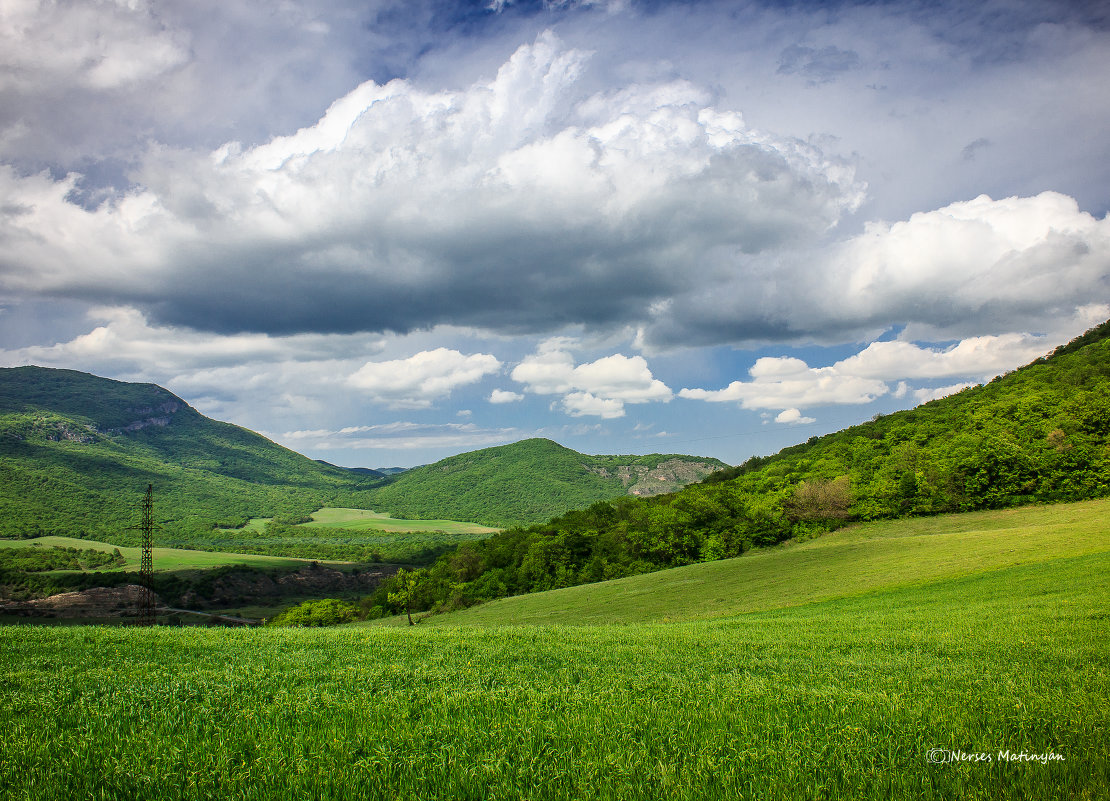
[586,458,721,497]
[0,584,156,618]
[178,563,399,609]
[114,401,183,432]
[0,563,400,622]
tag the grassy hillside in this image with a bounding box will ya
[2,510,1105,799]
[392,497,1110,626]
[363,319,1110,618]
[0,367,379,544]
[339,437,728,527]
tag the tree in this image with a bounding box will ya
[783,476,851,522]
[388,568,420,625]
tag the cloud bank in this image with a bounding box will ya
[648,192,1110,348]
[0,31,864,345]
[678,316,1107,422]
[3,26,1105,352]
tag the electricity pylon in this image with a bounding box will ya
[137,484,155,626]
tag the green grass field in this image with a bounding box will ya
[1,501,1106,799]
[209,509,501,562]
[0,536,330,572]
[305,507,500,535]
[219,517,272,534]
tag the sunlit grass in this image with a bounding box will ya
[405,498,1110,627]
[305,507,500,535]
[1,549,1106,799]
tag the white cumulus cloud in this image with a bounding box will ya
[775,408,817,425]
[678,313,1105,421]
[833,333,1051,381]
[348,348,502,408]
[512,338,672,417]
[489,389,524,404]
[913,383,975,404]
[559,391,626,419]
[679,357,889,410]
[824,192,1110,340]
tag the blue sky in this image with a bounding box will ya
[1,0,1108,467]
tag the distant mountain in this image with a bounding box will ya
[374,467,411,476]
[0,367,377,544]
[314,460,386,479]
[336,438,729,527]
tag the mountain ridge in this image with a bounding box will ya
[0,367,728,542]
[0,366,371,543]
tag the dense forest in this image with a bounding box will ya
[0,545,124,574]
[366,321,1110,618]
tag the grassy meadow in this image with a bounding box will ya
[1,501,1107,799]
[207,508,501,563]
[305,507,500,536]
[0,535,326,572]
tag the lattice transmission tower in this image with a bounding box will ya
[137,483,156,626]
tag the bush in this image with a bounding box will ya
[266,598,360,627]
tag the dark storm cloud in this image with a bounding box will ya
[1,0,1108,353]
[0,32,863,340]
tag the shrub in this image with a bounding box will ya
[266,598,360,627]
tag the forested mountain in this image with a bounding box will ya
[0,367,377,543]
[371,320,1110,617]
[0,368,727,546]
[337,438,729,527]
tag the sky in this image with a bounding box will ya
[1,0,1108,469]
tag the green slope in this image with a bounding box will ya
[0,366,378,544]
[339,437,728,527]
[367,319,1110,617]
[397,497,1110,626]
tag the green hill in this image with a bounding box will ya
[368,319,1110,617]
[400,497,1110,626]
[337,438,729,527]
[0,367,378,543]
